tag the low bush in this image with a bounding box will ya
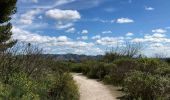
[48,73,79,100]
[82,61,116,80]
[136,58,170,75]
[0,44,80,100]
[81,60,97,75]
[70,63,83,73]
[107,58,138,85]
[124,71,170,100]
[0,72,40,99]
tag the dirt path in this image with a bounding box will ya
[73,73,124,100]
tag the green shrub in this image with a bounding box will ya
[0,72,79,100]
[136,58,170,75]
[124,71,170,100]
[81,64,90,75]
[70,63,83,73]
[48,73,79,100]
[85,62,109,79]
[81,60,97,75]
[0,82,11,99]
[109,58,138,85]
[0,72,41,99]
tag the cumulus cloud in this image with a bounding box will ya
[81,30,88,34]
[56,22,73,30]
[21,0,38,3]
[116,18,134,24]
[126,32,134,36]
[131,33,170,43]
[144,43,170,57]
[102,31,112,34]
[152,33,165,38]
[45,9,81,21]
[152,28,167,34]
[96,36,124,46]
[92,35,101,40]
[77,36,88,40]
[12,26,69,44]
[45,9,80,32]
[66,27,76,33]
[145,6,154,11]
[92,18,114,23]
[129,31,170,57]
[20,9,41,25]
[12,27,103,55]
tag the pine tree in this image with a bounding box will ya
[0,0,17,52]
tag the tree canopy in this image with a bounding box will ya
[0,0,17,52]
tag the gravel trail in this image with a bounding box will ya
[73,73,124,100]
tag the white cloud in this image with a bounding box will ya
[126,32,134,36]
[130,32,170,57]
[90,18,115,24]
[12,26,69,43]
[152,33,165,38]
[96,37,124,46]
[66,27,76,33]
[102,31,112,34]
[144,43,170,57]
[131,33,169,43]
[20,9,41,25]
[82,36,88,40]
[46,9,81,21]
[92,35,101,40]
[53,0,75,6]
[92,18,114,23]
[21,0,38,3]
[145,6,154,11]
[56,22,73,30]
[152,28,167,34]
[116,18,134,24]
[81,30,88,34]
[12,26,103,55]
[77,36,88,40]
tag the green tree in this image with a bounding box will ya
[0,0,17,52]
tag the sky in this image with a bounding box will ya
[11,0,170,56]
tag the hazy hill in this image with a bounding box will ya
[44,54,103,61]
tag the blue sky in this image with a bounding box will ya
[11,0,170,56]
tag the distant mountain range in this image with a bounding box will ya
[44,54,103,61]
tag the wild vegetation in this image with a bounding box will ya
[0,0,79,100]
[69,42,170,100]
[1,1,170,100]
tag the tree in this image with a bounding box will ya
[0,0,17,52]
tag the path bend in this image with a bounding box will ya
[73,73,124,100]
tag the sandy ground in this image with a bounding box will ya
[73,73,124,100]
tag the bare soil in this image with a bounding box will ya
[73,73,124,100]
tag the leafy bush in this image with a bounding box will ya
[0,44,80,100]
[136,58,170,75]
[0,72,40,99]
[81,60,97,75]
[48,73,79,100]
[124,71,170,100]
[108,58,138,85]
[82,62,113,79]
[70,63,83,73]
